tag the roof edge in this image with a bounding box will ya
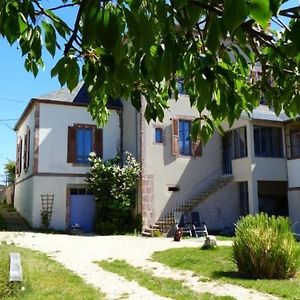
[14,98,122,131]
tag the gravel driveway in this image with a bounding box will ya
[0,232,278,300]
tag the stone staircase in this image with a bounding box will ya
[142,172,233,237]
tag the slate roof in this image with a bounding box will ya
[37,81,123,108]
[241,105,290,122]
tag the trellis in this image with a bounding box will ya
[41,194,54,229]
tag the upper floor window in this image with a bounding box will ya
[179,120,191,155]
[171,118,202,157]
[67,125,103,164]
[289,129,300,159]
[23,127,31,171]
[76,128,93,163]
[16,136,22,176]
[233,127,247,159]
[154,127,163,143]
[254,126,283,157]
[177,79,186,95]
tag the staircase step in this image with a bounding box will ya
[152,224,161,229]
[153,173,233,234]
[141,231,152,237]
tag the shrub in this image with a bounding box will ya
[87,152,141,235]
[232,213,300,279]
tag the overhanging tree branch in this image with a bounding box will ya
[64,1,86,55]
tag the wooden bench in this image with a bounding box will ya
[9,252,22,282]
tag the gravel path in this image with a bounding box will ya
[0,232,278,300]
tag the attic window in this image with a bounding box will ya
[168,186,180,192]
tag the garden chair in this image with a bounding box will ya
[174,211,192,236]
[191,211,208,237]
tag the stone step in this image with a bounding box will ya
[141,231,152,237]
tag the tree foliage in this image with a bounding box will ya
[86,152,141,234]
[4,160,15,185]
[1,0,300,140]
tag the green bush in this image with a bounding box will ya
[87,152,141,235]
[232,213,300,279]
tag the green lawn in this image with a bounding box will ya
[0,243,105,299]
[215,235,234,242]
[152,246,300,299]
[0,203,8,230]
[98,259,235,300]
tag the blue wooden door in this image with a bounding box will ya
[70,195,96,233]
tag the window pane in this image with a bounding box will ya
[233,127,247,159]
[254,126,283,157]
[290,130,300,158]
[76,128,92,163]
[154,128,163,143]
[179,120,191,155]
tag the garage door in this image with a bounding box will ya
[70,191,96,233]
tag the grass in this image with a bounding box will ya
[152,246,300,299]
[215,235,234,242]
[98,259,235,300]
[0,243,105,299]
[0,205,8,230]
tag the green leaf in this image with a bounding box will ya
[223,0,248,33]
[42,21,56,57]
[287,21,300,50]
[173,0,187,10]
[51,57,66,78]
[67,59,80,91]
[249,0,271,29]
[206,16,221,53]
[270,0,282,16]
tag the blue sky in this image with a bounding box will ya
[0,0,298,184]
[0,1,76,184]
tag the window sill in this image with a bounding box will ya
[232,156,248,160]
[71,163,90,167]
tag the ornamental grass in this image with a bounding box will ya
[232,213,300,279]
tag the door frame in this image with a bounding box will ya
[65,184,93,231]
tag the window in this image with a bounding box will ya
[171,118,201,157]
[168,186,180,192]
[177,79,186,95]
[179,120,191,155]
[290,129,300,159]
[67,125,103,164]
[154,127,163,143]
[254,126,283,157]
[23,127,30,171]
[76,128,93,163]
[16,136,22,175]
[233,127,247,159]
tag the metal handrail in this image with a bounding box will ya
[161,165,232,220]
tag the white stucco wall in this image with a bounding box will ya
[143,96,223,221]
[122,100,138,157]
[15,105,36,182]
[38,103,121,174]
[31,176,88,230]
[14,105,36,222]
[287,159,300,188]
[288,190,300,233]
[195,182,240,231]
[14,177,34,226]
